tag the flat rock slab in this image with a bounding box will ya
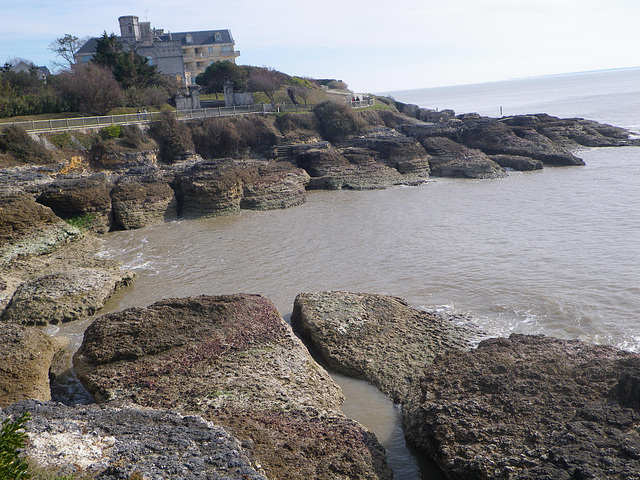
[3,400,267,480]
[0,324,67,407]
[291,291,481,403]
[74,294,392,480]
[402,334,640,480]
[2,267,135,326]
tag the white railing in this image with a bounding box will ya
[2,98,376,133]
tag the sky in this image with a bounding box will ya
[2,0,639,93]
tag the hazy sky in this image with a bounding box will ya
[2,0,638,93]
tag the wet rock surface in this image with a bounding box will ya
[3,400,268,480]
[291,292,482,403]
[402,334,640,480]
[0,325,67,407]
[74,294,392,480]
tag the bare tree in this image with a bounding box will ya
[49,34,88,70]
[247,67,284,102]
[55,63,124,115]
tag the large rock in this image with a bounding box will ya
[3,400,268,480]
[36,174,113,233]
[339,128,431,179]
[291,292,480,403]
[417,136,507,179]
[403,334,640,479]
[74,294,392,480]
[172,159,309,218]
[456,119,585,166]
[111,169,177,230]
[172,159,260,218]
[0,324,67,407]
[287,142,415,190]
[2,267,135,326]
[240,162,310,210]
[0,194,81,267]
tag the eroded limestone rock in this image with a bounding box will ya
[74,294,392,480]
[403,334,640,479]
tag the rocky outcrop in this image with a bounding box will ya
[1,267,135,326]
[338,128,431,179]
[3,400,268,480]
[172,159,310,218]
[0,194,81,267]
[111,169,177,230]
[0,325,67,407]
[402,334,640,480]
[240,162,310,210]
[36,174,113,233]
[291,292,481,403]
[74,294,392,480]
[284,141,427,190]
[416,136,507,179]
[502,114,635,149]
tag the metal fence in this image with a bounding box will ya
[2,97,375,134]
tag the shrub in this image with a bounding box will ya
[120,124,147,149]
[0,125,51,164]
[48,132,75,149]
[100,124,122,140]
[312,100,365,143]
[148,110,194,163]
[0,412,31,480]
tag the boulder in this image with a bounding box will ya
[3,400,268,480]
[2,267,135,326]
[111,169,177,230]
[0,324,67,407]
[0,194,81,267]
[74,294,392,480]
[291,292,481,403]
[240,162,310,210]
[403,334,640,479]
[36,174,113,233]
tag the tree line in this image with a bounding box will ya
[0,33,347,119]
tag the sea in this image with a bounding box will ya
[58,67,640,479]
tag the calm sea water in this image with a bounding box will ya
[60,68,640,479]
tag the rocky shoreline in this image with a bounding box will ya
[3,102,640,479]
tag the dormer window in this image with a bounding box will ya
[185,34,193,44]
[215,32,222,42]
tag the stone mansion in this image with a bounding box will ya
[74,15,240,85]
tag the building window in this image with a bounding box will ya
[215,33,222,42]
[146,56,155,66]
[208,47,213,53]
[82,55,91,63]
[185,34,193,44]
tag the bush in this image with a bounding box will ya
[48,132,75,149]
[100,124,122,139]
[0,412,31,480]
[148,110,194,163]
[312,100,365,143]
[0,125,51,163]
[120,124,147,149]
